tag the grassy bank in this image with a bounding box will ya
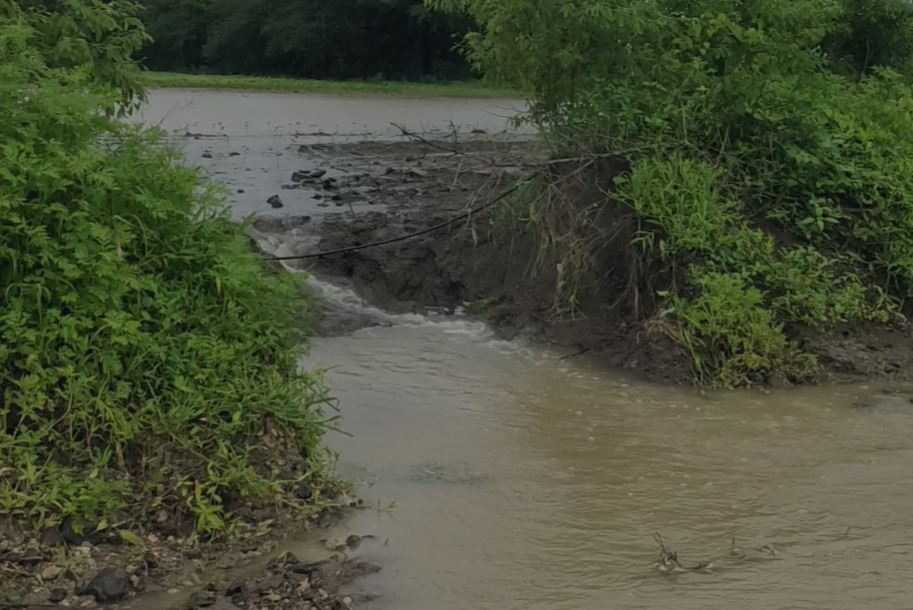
[142,71,518,98]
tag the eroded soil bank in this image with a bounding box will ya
[255,139,913,387]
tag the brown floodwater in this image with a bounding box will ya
[135,90,913,609]
[299,279,913,610]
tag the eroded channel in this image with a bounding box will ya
[141,89,913,610]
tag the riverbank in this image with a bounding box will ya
[256,138,913,387]
[141,71,517,99]
[0,493,379,609]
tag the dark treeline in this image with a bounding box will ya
[138,0,474,80]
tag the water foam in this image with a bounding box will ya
[256,234,494,339]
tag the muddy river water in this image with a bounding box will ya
[307,288,913,610]
[142,90,913,610]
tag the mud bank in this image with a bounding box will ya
[257,140,913,386]
[0,499,380,610]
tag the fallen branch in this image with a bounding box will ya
[264,180,529,262]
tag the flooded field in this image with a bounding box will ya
[133,88,528,220]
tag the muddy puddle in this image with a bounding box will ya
[135,90,913,609]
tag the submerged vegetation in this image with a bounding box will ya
[437,0,913,386]
[1,0,330,534]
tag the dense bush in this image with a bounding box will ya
[437,0,913,386]
[139,0,474,80]
[1,0,329,533]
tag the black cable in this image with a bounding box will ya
[264,183,522,262]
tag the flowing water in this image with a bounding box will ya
[139,90,913,609]
[303,279,913,610]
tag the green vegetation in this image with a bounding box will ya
[1,0,330,534]
[142,70,516,98]
[437,0,913,386]
[138,0,473,81]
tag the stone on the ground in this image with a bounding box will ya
[77,567,129,602]
[40,527,65,547]
[226,579,253,602]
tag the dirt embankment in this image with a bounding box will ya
[1,500,374,610]
[257,139,913,387]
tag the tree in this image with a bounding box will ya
[138,0,473,80]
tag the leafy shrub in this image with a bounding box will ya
[659,272,817,387]
[10,0,149,112]
[1,3,329,532]
[436,0,913,385]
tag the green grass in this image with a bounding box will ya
[142,71,519,98]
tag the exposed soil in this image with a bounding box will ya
[256,139,913,387]
[0,500,372,610]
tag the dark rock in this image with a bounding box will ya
[289,562,316,575]
[471,128,488,135]
[49,587,68,603]
[60,517,93,545]
[201,151,213,159]
[322,178,338,190]
[292,169,326,182]
[237,189,245,194]
[281,184,299,190]
[226,580,252,601]
[313,194,323,200]
[229,152,241,157]
[267,195,284,209]
[331,194,342,201]
[40,527,65,547]
[77,567,129,602]
[295,482,312,500]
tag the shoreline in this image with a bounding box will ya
[141,71,518,100]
